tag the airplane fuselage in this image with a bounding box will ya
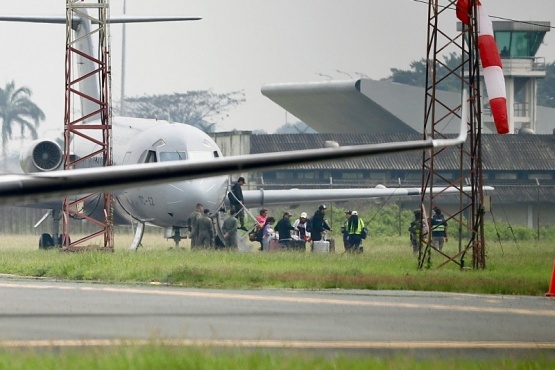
[72,117,228,228]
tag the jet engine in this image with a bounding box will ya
[20,139,63,173]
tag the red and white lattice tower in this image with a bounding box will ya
[62,0,113,250]
[419,0,489,269]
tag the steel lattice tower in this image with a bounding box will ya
[419,0,487,269]
[62,0,113,250]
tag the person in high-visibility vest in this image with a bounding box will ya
[346,211,365,253]
[430,207,448,252]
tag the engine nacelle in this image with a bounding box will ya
[20,139,63,173]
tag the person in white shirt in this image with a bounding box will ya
[293,212,311,242]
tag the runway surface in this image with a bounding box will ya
[0,277,554,352]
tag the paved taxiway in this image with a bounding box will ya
[0,278,554,351]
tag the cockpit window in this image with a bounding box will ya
[188,151,215,161]
[144,150,157,163]
[159,151,187,162]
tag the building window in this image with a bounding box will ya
[297,172,317,180]
[495,172,517,180]
[276,172,294,180]
[437,172,454,180]
[342,172,364,180]
[368,171,386,181]
[528,173,553,180]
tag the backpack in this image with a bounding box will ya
[305,218,313,233]
[361,227,369,240]
[255,227,264,242]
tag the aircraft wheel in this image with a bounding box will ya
[38,233,55,250]
[58,234,71,246]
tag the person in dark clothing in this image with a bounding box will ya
[341,211,352,252]
[228,177,246,230]
[430,207,448,251]
[274,211,295,248]
[408,209,424,255]
[311,204,331,242]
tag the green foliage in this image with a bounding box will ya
[274,121,316,134]
[385,52,463,92]
[537,61,555,108]
[387,55,555,109]
[119,90,245,133]
[484,222,555,241]
[0,80,45,158]
[0,233,553,295]
[0,345,552,370]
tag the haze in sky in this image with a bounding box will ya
[1,0,554,140]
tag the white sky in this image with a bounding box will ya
[1,0,554,136]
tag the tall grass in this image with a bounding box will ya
[0,345,553,370]
[0,234,552,295]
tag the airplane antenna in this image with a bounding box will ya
[62,0,114,250]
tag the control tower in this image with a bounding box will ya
[485,21,551,134]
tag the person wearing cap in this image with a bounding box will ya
[346,210,365,253]
[311,204,331,242]
[274,211,295,248]
[341,211,352,252]
[293,212,311,243]
[195,209,214,249]
[228,176,247,231]
[430,207,448,251]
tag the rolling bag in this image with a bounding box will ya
[312,240,330,253]
[268,239,283,252]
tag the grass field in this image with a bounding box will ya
[0,233,552,295]
[0,345,554,370]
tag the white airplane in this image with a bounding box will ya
[0,10,474,250]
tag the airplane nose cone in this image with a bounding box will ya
[165,177,227,224]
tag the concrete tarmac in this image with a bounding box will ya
[0,277,554,355]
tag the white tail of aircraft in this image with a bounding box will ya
[0,12,201,121]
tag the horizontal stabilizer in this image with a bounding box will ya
[0,15,201,25]
[242,185,494,208]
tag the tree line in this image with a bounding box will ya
[386,52,555,109]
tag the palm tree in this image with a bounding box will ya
[0,81,45,164]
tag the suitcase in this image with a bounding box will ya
[312,240,330,253]
[286,239,307,252]
[268,239,283,252]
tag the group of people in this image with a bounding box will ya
[408,207,449,255]
[188,201,242,250]
[188,203,215,249]
[253,204,344,251]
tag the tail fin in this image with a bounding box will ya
[0,13,200,121]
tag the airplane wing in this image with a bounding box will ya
[0,115,466,206]
[241,185,493,208]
